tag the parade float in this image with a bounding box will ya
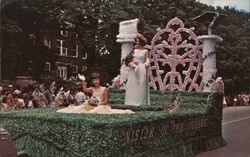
[0,15,226,157]
[0,91,225,157]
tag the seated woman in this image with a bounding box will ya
[83,72,109,105]
[57,73,134,114]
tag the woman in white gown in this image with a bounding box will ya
[125,34,150,106]
[57,73,134,114]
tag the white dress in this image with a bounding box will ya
[91,87,106,100]
[57,86,134,114]
[125,49,150,106]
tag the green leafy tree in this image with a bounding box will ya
[1,0,61,80]
[1,0,250,93]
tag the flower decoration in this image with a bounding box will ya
[84,97,100,111]
[123,53,134,66]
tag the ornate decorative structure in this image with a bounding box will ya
[148,17,203,91]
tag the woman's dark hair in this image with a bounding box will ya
[138,37,147,46]
[124,51,134,66]
[90,72,101,80]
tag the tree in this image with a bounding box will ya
[1,0,61,80]
[1,0,250,93]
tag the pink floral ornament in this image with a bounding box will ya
[148,17,203,91]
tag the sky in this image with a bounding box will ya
[197,0,250,12]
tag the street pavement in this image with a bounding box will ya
[196,106,250,157]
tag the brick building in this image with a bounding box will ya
[42,26,87,80]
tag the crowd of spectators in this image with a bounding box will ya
[224,92,250,107]
[1,81,250,110]
[0,82,89,110]
[212,77,250,107]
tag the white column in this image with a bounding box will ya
[116,19,139,87]
[198,35,223,92]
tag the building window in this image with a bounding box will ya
[49,41,51,49]
[61,47,68,56]
[56,40,62,55]
[56,40,67,56]
[72,65,78,73]
[61,30,68,36]
[57,66,67,78]
[82,53,87,60]
[44,39,51,48]
[71,44,78,57]
[45,62,50,71]
[82,66,87,71]
[56,40,61,47]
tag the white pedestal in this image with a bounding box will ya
[116,19,139,87]
[198,35,223,92]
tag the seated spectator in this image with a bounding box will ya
[242,93,249,106]
[75,88,86,106]
[32,87,47,108]
[50,95,57,107]
[0,96,8,110]
[27,96,34,108]
[111,75,121,89]
[0,86,3,104]
[55,87,66,107]
[12,92,21,109]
